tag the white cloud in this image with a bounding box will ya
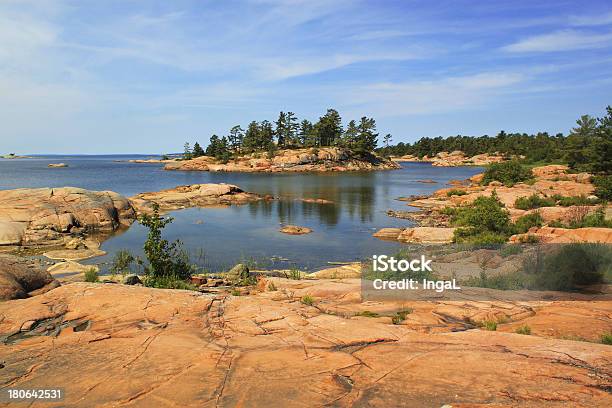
[343,73,525,116]
[569,11,612,27]
[502,29,612,53]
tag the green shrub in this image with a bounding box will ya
[578,208,612,228]
[287,269,302,280]
[84,268,99,283]
[446,189,467,197]
[514,194,555,210]
[515,325,531,335]
[481,161,533,186]
[267,281,277,291]
[517,234,540,243]
[356,310,379,318]
[500,244,523,257]
[554,195,600,206]
[110,249,135,277]
[145,276,197,290]
[301,295,315,306]
[391,309,412,325]
[138,204,194,286]
[231,289,242,296]
[593,175,611,201]
[482,320,497,331]
[451,193,513,244]
[463,270,529,290]
[602,332,612,345]
[525,244,611,291]
[514,212,543,234]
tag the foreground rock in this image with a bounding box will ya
[279,225,313,235]
[0,255,59,300]
[164,147,400,172]
[0,187,136,247]
[129,183,263,213]
[0,282,610,406]
[47,163,68,168]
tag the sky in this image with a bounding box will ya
[1,0,611,154]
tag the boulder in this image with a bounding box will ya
[309,263,362,279]
[0,255,59,300]
[47,261,98,275]
[130,183,261,213]
[398,227,456,244]
[227,263,251,282]
[48,163,68,168]
[43,248,107,261]
[122,274,142,285]
[0,187,136,247]
[279,225,313,235]
[372,228,403,240]
[0,221,26,245]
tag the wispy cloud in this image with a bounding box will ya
[569,11,612,27]
[502,29,612,53]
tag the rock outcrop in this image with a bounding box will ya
[373,226,455,243]
[164,147,400,172]
[393,151,507,166]
[129,183,262,213]
[279,225,313,235]
[510,226,612,244]
[0,255,59,300]
[0,187,136,247]
[0,281,610,406]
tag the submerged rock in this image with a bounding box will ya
[279,225,313,235]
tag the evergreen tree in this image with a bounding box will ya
[383,133,392,148]
[285,111,299,147]
[192,142,205,157]
[299,119,314,147]
[228,125,244,153]
[354,116,378,154]
[275,112,287,147]
[183,142,192,160]
[242,121,260,153]
[315,109,343,146]
[259,120,275,150]
[343,120,359,148]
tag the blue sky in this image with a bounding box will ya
[1,0,611,154]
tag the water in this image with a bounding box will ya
[0,156,483,271]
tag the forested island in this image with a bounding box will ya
[171,109,397,172]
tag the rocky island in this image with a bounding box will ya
[164,147,399,172]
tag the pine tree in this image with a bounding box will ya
[299,119,314,147]
[343,120,359,148]
[242,121,260,153]
[228,125,244,153]
[383,133,392,148]
[192,142,205,157]
[259,120,275,150]
[183,142,192,160]
[285,112,299,147]
[275,112,287,147]
[315,109,342,147]
[354,116,378,154]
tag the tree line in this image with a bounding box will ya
[379,106,611,175]
[182,109,389,162]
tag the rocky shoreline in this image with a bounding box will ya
[392,150,508,166]
[376,164,612,244]
[164,147,400,172]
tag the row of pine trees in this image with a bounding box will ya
[182,109,391,162]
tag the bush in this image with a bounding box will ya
[451,193,513,244]
[110,249,135,277]
[481,161,533,186]
[267,281,277,291]
[602,332,612,345]
[554,195,600,206]
[446,189,467,197]
[138,204,194,288]
[391,309,412,325]
[593,175,611,201]
[356,310,379,318]
[482,320,497,331]
[146,276,196,291]
[515,325,531,335]
[84,268,99,283]
[500,244,523,257]
[514,194,555,210]
[286,269,302,280]
[514,212,543,234]
[301,295,315,306]
[525,244,611,291]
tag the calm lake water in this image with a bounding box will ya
[0,156,483,271]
